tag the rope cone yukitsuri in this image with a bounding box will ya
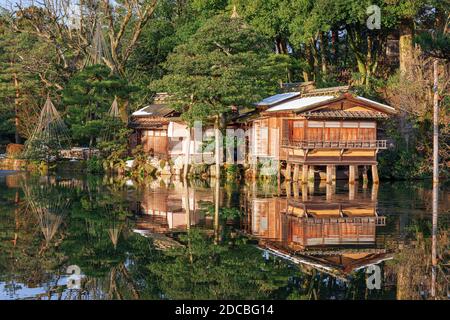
[23,97,71,161]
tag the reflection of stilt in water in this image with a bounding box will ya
[292,182,299,199]
[371,183,379,202]
[286,182,291,198]
[349,182,356,201]
[302,183,308,202]
[308,181,314,196]
[245,183,389,279]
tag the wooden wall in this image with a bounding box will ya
[141,129,169,156]
[288,120,377,142]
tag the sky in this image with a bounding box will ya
[0,0,34,10]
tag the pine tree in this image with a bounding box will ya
[63,64,135,148]
[152,14,287,178]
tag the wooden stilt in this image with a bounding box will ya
[293,164,300,181]
[326,183,334,201]
[349,165,356,184]
[326,165,333,184]
[332,165,337,181]
[371,164,379,184]
[301,165,308,184]
[286,163,292,181]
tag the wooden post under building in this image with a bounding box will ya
[326,165,333,184]
[371,164,379,184]
[349,165,356,184]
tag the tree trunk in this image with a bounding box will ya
[303,44,313,81]
[310,38,319,81]
[331,29,338,65]
[183,127,191,179]
[399,20,414,76]
[214,116,221,180]
[319,32,328,75]
[275,36,288,54]
[433,59,439,183]
[13,72,20,144]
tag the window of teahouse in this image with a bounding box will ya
[341,122,358,141]
[307,121,324,141]
[324,121,340,141]
[292,120,304,141]
[359,122,376,140]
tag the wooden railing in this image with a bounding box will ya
[282,139,387,149]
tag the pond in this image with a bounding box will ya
[0,171,448,300]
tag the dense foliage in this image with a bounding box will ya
[0,0,448,178]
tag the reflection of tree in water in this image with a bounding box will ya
[0,176,72,296]
[1,176,448,300]
[385,219,449,300]
[147,229,296,300]
[21,181,71,250]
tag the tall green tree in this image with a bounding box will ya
[63,65,134,148]
[152,14,287,177]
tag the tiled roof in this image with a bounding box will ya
[303,110,389,119]
[301,86,350,97]
[128,117,172,129]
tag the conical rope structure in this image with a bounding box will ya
[23,97,71,160]
[101,96,122,142]
[85,19,113,68]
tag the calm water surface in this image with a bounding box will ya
[0,171,448,300]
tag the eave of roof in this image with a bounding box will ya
[266,95,336,112]
[264,93,396,115]
[303,110,389,119]
[355,96,396,114]
[256,92,301,106]
[132,104,175,117]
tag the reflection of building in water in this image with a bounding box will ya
[244,188,392,276]
[133,180,216,234]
